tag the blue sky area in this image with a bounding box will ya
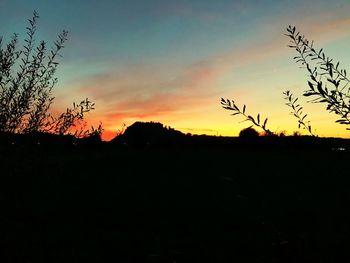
[1,0,350,139]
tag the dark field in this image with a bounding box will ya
[1,138,350,262]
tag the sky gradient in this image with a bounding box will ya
[1,0,350,140]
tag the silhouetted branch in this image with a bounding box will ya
[0,11,70,133]
[221,98,272,135]
[286,25,350,130]
[43,98,95,137]
[283,90,316,136]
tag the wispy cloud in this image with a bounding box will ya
[70,9,350,141]
[75,58,227,130]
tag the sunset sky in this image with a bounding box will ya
[1,0,350,140]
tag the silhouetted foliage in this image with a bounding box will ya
[286,25,350,130]
[283,90,316,136]
[238,126,259,139]
[222,26,350,137]
[0,11,66,133]
[111,121,185,147]
[278,130,287,137]
[293,131,302,137]
[0,11,100,140]
[221,98,273,135]
[46,98,99,137]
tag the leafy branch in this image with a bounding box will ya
[43,98,96,137]
[221,98,272,135]
[286,25,350,130]
[0,11,101,140]
[0,11,69,133]
[283,90,316,136]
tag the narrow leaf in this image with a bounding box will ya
[308,81,314,91]
[263,118,268,128]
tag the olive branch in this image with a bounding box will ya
[221,98,272,135]
[283,90,316,136]
[286,25,350,130]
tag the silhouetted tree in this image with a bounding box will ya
[239,126,259,139]
[111,121,185,146]
[0,11,100,139]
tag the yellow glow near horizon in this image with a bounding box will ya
[16,1,348,142]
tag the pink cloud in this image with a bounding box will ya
[71,36,294,140]
[69,11,350,141]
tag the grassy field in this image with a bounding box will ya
[1,140,350,262]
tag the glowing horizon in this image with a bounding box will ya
[1,0,350,141]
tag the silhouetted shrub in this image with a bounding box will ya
[0,11,101,141]
[111,121,185,147]
[293,131,301,137]
[278,130,287,137]
[239,127,259,139]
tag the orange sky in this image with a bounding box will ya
[72,11,350,141]
[3,1,350,141]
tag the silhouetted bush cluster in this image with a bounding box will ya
[0,11,101,144]
[239,127,259,139]
[111,121,186,147]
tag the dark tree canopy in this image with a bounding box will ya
[239,127,259,139]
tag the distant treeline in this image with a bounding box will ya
[1,121,349,152]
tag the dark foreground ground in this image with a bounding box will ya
[1,138,350,262]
